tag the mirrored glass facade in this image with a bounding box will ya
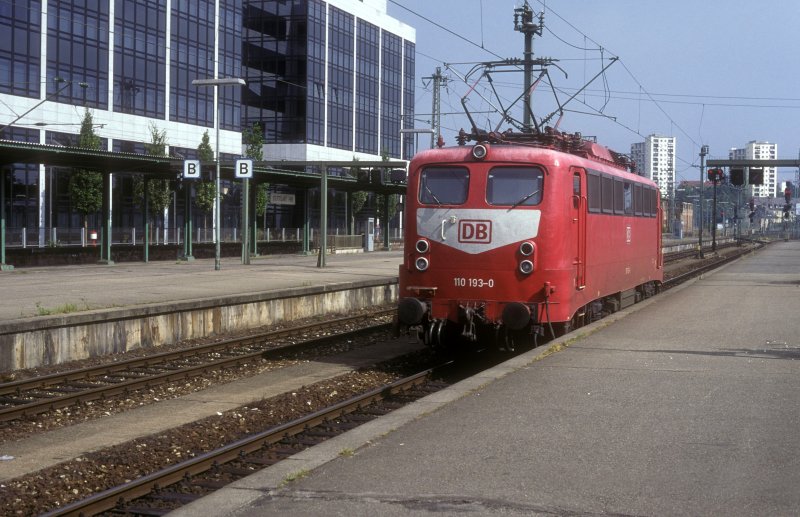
[242,0,415,158]
[115,0,164,116]
[0,1,42,98]
[48,0,109,107]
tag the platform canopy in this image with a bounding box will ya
[0,140,408,194]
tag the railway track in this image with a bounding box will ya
[663,240,737,264]
[663,240,763,288]
[0,308,395,423]
[4,242,765,516]
[42,365,455,517]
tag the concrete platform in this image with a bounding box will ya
[0,252,403,372]
[169,241,800,516]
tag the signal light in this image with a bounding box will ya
[730,168,744,186]
[785,186,792,204]
[748,167,764,185]
[707,168,724,183]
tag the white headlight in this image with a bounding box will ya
[472,144,488,160]
[519,241,534,256]
[415,257,430,271]
[519,260,534,274]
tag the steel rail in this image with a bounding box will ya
[0,309,395,422]
[41,368,436,517]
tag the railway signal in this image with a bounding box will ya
[729,168,744,186]
[707,168,724,183]
[748,167,764,185]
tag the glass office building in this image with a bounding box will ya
[0,0,414,245]
[242,0,415,162]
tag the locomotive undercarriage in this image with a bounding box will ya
[400,280,661,353]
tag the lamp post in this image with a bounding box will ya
[192,77,245,271]
[698,145,708,258]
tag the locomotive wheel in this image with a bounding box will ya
[431,320,445,348]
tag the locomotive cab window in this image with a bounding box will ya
[419,167,469,205]
[486,166,544,206]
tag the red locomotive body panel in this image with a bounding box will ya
[397,140,663,349]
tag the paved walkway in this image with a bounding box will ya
[0,251,403,322]
[168,241,800,516]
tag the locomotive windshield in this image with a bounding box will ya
[487,166,544,207]
[419,167,469,205]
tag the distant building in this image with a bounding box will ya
[729,141,778,198]
[630,134,676,198]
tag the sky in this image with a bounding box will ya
[386,0,800,185]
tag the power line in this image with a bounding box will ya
[388,0,504,60]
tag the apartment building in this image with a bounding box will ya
[630,134,676,198]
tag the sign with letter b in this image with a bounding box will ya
[235,159,253,179]
[183,160,200,179]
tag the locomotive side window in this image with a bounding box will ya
[486,166,544,206]
[601,175,614,214]
[613,178,624,214]
[634,184,643,216]
[419,167,469,205]
[587,172,601,213]
[623,182,634,214]
[648,188,657,217]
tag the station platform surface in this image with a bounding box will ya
[0,251,404,323]
[169,240,800,517]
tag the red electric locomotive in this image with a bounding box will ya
[397,129,663,350]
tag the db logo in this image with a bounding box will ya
[458,220,492,243]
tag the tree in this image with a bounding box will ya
[349,157,368,234]
[375,151,397,239]
[243,123,269,237]
[195,130,216,237]
[69,109,103,241]
[143,123,172,221]
[242,122,264,161]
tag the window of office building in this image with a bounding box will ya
[2,128,39,231]
[402,40,415,159]
[217,0,243,131]
[170,0,215,126]
[114,0,166,117]
[380,31,401,158]
[306,0,325,145]
[327,6,353,150]
[355,19,378,154]
[171,0,241,130]
[242,0,307,144]
[47,0,109,108]
[0,1,42,98]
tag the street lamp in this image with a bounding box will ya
[698,145,709,258]
[192,77,245,270]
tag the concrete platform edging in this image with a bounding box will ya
[0,279,398,373]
